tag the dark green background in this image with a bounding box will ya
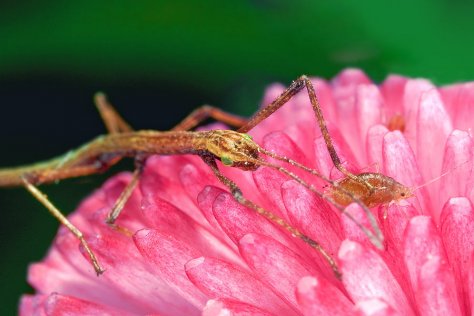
[1,1,473,314]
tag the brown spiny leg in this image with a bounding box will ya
[104,155,146,232]
[21,176,104,275]
[238,75,373,191]
[171,105,248,131]
[200,154,341,279]
[94,92,134,134]
[93,93,145,229]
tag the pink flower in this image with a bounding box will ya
[20,69,474,315]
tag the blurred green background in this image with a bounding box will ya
[1,0,474,314]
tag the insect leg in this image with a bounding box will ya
[200,154,341,278]
[94,92,134,134]
[301,76,371,187]
[21,176,104,275]
[238,75,372,189]
[92,93,147,226]
[104,167,141,226]
[171,105,248,131]
[105,156,146,227]
[237,77,305,133]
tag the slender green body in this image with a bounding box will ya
[0,76,408,278]
[0,130,208,187]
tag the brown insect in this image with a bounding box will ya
[0,76,412,278]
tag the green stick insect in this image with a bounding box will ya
[0,76,412,278]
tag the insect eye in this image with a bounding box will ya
[400,192,406,197]
[221,156,233,166]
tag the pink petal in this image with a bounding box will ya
[354,84,384,163]
[415,88,452,203]
[211,191,300,254]
[331,69,372,159]
[440,82,474,131]
[261,130,315,173]
[254,131,318,220]
[338,240,415,316]
[380,203,419,292]
[282,179,343,257]
[272,82,321,146]
[342,203,412,294]
[141,193,240,265]
[416,257,463,316]
[440,130,474,209]
[197,186,229,231]
[331,109,358,165]
[382,203,420,255]
[313,134,337,177]
[333,68,371,85]
[44,293,136,316]
[380,74,407,116]
[354,298,399,316]
[185,257,298,316]
[179,162,222,206]
[203,299,274,316]
[141,194,199,237]
[212,189,338,278]
[91,229,199,315]
[238,233,320,308]
[366,124,389,169]
[402,79,436,151]
[404,216,461,315]
[141,155,206,224]
[296,276,353,316]
[382,130,419,187]
[134,229,208,310]
[469,255,474,315]
[197,186,242,251]
[341,203,377,249]
[383,130,429,214]
[19,294,47,316]
[253,166,291,220]
[440,197,474,314]
[404,216,449,288]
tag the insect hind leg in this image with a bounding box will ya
[171,105,248,131]
[92,93,146,229]
[94,92,134,134]
[21,176,104,275]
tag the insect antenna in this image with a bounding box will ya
[252,148,384,249]
[411,159,472,193]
